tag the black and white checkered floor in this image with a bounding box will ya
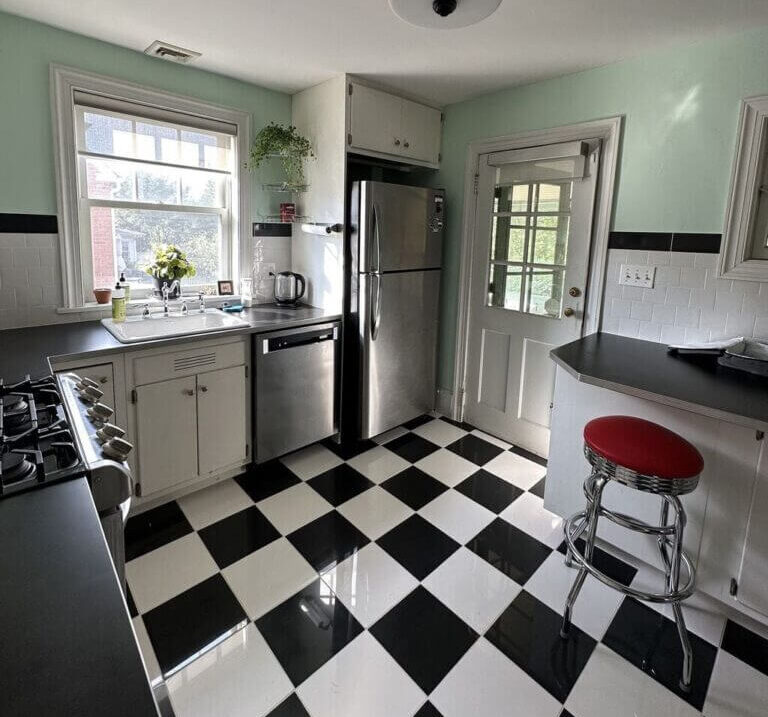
[124,414,768,717]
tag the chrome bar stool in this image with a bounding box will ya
[560,415,704,691]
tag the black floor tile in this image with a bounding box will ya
[721,619,768,676]
[198,506,280,569]
[510,445,548,467]
[386,433,440,463]
[556,539,637,587]
[560,710,576,717]
[287,511,370,572]
[377,514,460,580]
[143,574,248,676]
[381,466,448,510]
[321,436,377,460]
[486,590,596,703]
[126,586,138,618]
[307,464,374,506]
[467,518,551,584]
[414,702,443,717]
[256,578,364,686]
[529,477,546,499]
[125,501,193,562]
[602,597,717,710]
[455,469,524,513]
[402,414,435,430]
[371,586,477,694]
[266,693,310,717]
[235,461,300,503]
[446,434,504,466]
[439,416,475,431]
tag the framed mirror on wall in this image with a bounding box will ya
[720,95,768,280]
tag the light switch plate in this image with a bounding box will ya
[619,263,656,288]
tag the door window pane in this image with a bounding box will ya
[488,264,522,309]
[525,266,565,317]
[491,218,526,262]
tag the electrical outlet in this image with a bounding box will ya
[619,263,656,288]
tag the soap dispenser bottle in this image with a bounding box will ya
[112,282,126,323]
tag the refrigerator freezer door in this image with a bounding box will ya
[359,182,444,273]
[359,269,440,438]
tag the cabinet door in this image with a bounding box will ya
[400,98,442,164]
[135,376,198,497]
[56,363,115,413]
[349,83,403,157]
[197,365,248,475]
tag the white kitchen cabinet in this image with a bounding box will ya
[197,365,248,475]
[348,81,442,167]
[52,356,127,428]
[135,375,199,497]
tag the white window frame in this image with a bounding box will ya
[50,64,250,308]
[720,95,768,281]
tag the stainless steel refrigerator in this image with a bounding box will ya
[347,181,444,439]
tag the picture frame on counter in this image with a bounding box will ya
[217,280,235,296]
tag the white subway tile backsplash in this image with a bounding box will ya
[610,298,631,319]
[647,251,671,266]
[0,267,29,289]
[666,287,691,306]
[660,325,687,344]
[1,234,27,249]
[27,266,55,287]
[689,288,715,312]
[637,321,662,341]
[642,287,668,304]
[630,301,653,321]
[684,327,711,343]
[669,252,696,267]
[621,285,645,301]
[651,304,676,325]
[754,316,768,338]
[700,309,727,332]
[714,290,743,314]
[694,252,718,269]
[674,306,700,328]
[12,247,39,267]
[726,312,757,336]
[618,318,640,337]
[655,266,681,287]
[680,267,707,289]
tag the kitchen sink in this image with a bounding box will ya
[101,311,250,343]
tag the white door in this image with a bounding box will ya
[464,141,600,456]
[135,375,199,497]
[197,365,248,475]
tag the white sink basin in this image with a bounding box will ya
[101,311,250,343]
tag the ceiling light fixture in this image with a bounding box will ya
[144,41,201,64]
[389,0,502,29]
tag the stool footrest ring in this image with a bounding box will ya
[564,512,696,604]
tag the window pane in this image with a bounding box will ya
[536,182,570,212]
[491,218,526,262]
[137,164,179,204]
[84,158,136,201]
[494,184,530,213]
[532,218,569,265]
[525,266,565,317]
[487,264,522,309]
[89,207,221,289]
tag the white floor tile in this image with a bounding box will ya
[499,493,564,548]
[483,451,546,490]
[298,632,424,717]
[415,448,478,487]
[280,444,342,480]
[177,479,253,530]
[470,429,512,450]
[223,537,317,620]
[167,623,293,717]
[126,533,218,613]
[565,643,700,717]
[347,446,410,484]
[419,490,495,544]
[132,616,163,687]
[337,486,413,540]
[431,638,561,717]
[411,419,468,447]
[256,482,333,535]
[703,650,768,717]
[372,426,409,444]
[321,543,418,628]
[524,551,624,641]
[423,548,521,634]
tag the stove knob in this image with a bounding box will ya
[103,437,133,461]
[77,377,100,391]
[79,386,103,404]
[96,423,125,443]
[87,402,114,422]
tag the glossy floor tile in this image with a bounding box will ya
[280,444,342,481]
[265,694,310,717]
[719,618,768,677]
[482,450,546,490]
[336,485,413,540]
[287,510,370,573]
[703,649,768,717]
[446,434,504,466]
[345,444,411,484]
[177,479,254,531]
[556,538,638,587]
[198,505,280,569]
[321,436,377,460]
[370,586,478,693]
[125,501,193,562]
[414,448,479,487]
[381,466,448,510]
[385,433,440,463]
[306,463,374,506]
[418,488,495,544]
[499,492,564,548]
[235,462,301,503]
[410,417,468,447]
[455,468,524,513]
[256,482,332,535]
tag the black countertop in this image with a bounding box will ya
[0,478,159,716]
[551,332,768,431]
[0,304,340,383]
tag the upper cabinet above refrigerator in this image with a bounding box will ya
[347,81,443,168]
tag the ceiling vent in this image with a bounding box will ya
[144,41,201,64]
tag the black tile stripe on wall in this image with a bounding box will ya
[0,213,58,234]
[608,231,721,254]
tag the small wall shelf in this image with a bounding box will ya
[261,182,309,193]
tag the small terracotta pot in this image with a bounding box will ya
[93,288,112,304]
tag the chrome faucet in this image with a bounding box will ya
[141,303,151,318]
[162,280,181,316]
[198,292,206,313]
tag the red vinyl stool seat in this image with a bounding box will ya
[584,415,703,480]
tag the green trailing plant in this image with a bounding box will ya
[248,122,314,190]
[144,243,197,281]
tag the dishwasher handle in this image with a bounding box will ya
[261,325,339,354]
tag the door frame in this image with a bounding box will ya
[450,116,623,420]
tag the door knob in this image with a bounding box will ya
[569,287,581,297]
[563,307,575,317]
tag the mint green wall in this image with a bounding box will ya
[435,26,768,390]
[0,11,291,217]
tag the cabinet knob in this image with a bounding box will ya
[563,307,575,317]
[403,141,410,148]
[199,386,208,393]
[394,138,401,146]
[99,376,109,384]
[184,389,194,396]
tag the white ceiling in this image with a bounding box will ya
[4,0,768,106]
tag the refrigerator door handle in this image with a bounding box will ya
[370,273,382,341]
[372,203,381,274]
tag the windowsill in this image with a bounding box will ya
[56,295,240,314]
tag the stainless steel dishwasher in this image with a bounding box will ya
[254,321,340,462]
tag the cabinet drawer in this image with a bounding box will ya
[133,339,248,386]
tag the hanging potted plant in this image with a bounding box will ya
[248,122,314,192]
[144,244,197,298]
